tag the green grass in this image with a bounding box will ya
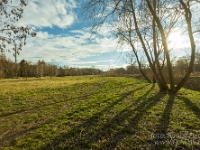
[0,76,200,150]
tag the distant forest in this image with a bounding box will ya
[0,53,139,78]
[1,53,200,79]
[0,54,102,78]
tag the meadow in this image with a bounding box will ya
[0,76,200,150]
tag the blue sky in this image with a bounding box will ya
[5,0,199,70]
[4,0,129,70]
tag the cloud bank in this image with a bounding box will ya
[18,0,77,28]
[4,0,134,70]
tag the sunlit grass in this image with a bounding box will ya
[0,76,200,150]
[0,76,100,94]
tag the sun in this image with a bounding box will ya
[167,31,184,49]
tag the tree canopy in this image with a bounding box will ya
[84,0,200,93]
[0,0,36,54]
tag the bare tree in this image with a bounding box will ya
[84,0,199,93]
[0,0,36,78]
[0,0,36,53]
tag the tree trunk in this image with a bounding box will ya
[146,0,175,93]
[174,0,196,93]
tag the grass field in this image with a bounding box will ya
[0,76,200,150]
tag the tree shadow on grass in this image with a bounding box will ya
[37,83,158,150]
[0,80,109,118]
[95,93,165,150]
[0,81,150,148]
[152,95,200,150]
[0,80,110,146]
[152,94,175,150]
[0,79,139,118]
[177,96,200,119]
[176,96,200,150]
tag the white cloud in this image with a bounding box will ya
[36,31,54,39]
[95,23,114,37]
[5,29,120,67]
[4,0,126,69]
[17,0,77,28]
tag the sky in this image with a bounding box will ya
[4,0,129,71]
[4,0,200,70]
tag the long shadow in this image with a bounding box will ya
[38,83,156,150]
[0,121,45,147]
[133,83,156,104]
[96,93,165,150]
[0,80,110,144]
[152,94,175,150]
[0,79,149,118]
[85,83,157,149]
[0,81,150,148]
[0,90,99,118]
[152,95,200,150]
[0,80,109,118]
[176,96,200,149]
[177,96,200,119]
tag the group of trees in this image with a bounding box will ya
[0,0,37,78]
[0,0,36,54]
[104,53,200,77]
[1,51,200,82]
[0,0,200,94]
[0,54,103,78]
[176,53,200,75]
[85,0,200,93]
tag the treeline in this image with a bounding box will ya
[103,65,141,76]
[1,53,200,79]
[0,53,142,78]
[0,53,147,78]
[103,54,200,80]
[0,54,102,78]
